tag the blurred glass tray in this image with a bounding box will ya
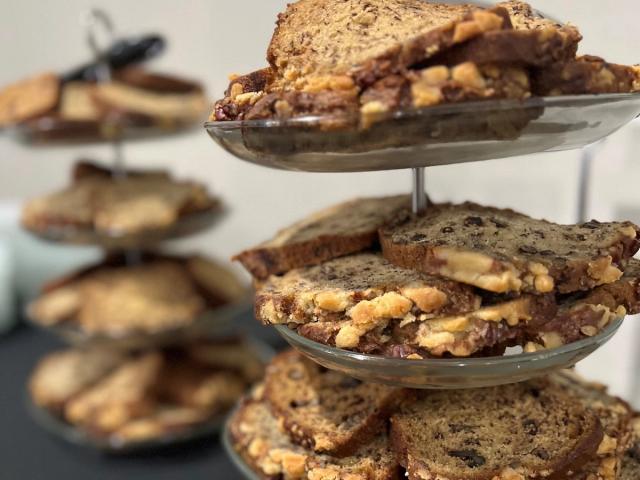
[27,337,275,454]
[274,317,624,389]
[26,298,251,350]
[23,209,225,249]
[205,94,640,172]
[5,114,203,146]
[28,399,225,455]
[221,414,261,480]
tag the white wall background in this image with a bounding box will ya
[0,1,639,401]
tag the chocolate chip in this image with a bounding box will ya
[464,216,484,227]
[448,450,486,468]
[628,444,640,462]
[539,250,554,256]
[519,245,539,255]
[289,399,311,408]
[490,218,508,229]
[533,448,550,460]
[410,233,427,242]
[522,419,539,435]
[441,226,454,234]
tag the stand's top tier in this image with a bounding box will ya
[0,10,209,145]
[206,94,640,173]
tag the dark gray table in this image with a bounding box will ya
[0,313,285,480]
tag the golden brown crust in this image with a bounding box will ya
[234,196,409,279]
[267,0,510,91]
[380,202,640,295]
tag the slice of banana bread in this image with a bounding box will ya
[263,350,407,457]
[255,252,481,350]
[297,292,556,358]
[391,380,604,480]
[64,353,163,434]
[229,389,399,480]
[234,196,410,279]
[525,259,640,350]
[532,55,640,96]
[267,0,509,90]
[210,68,275,122]
[380,202,640,294]
[620,417,640,480]
[0,72,60,127]
[29,348,126,413]
[552,371,634,480]
[431,0,581,67]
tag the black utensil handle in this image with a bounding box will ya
[62,34,165,83]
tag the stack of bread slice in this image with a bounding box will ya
[235,197,640,359]
[229,350,639,479]
[211,0,639,129]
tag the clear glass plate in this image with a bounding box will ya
[23,209,225,249]
[274,318,624,389]
[221,415,261,480]
[27,338,275,454]
[25,298,251,350]
[205,94,640,172]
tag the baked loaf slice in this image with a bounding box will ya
[380,202,640,294]
[256,253,481,350]
[211,68,274,122]
[552,371,634,480]
[235,195,410,279]
[526,259,640,350]
[22,161,220,236]
[263,350,407,457]
[267,0,509,91]
[532,55,640,96]
[230,389,399,480]
[91,73,208,124]
[156,351,247,411]
[390,379,604,480]
[620,416,640,480]
[113,406,210,443]
[29,253,246,336]
[298,293,556,358]
[0,72,60,127]
[431,0,582,67]
[29,348,125,412]
[64,353,163,434]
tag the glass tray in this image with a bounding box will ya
[25,298,251,350]
[274,317,624,389]
[205,94,640,172]
[5,114,203,146]
[27,338,275,454]
[221,414,261,480]
[23,209,225,249]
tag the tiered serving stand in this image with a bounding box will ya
[205,65,640,477]
[14,10,255,453]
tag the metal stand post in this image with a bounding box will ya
[412,167,428,215]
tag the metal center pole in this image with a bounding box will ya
[412,167,427,215]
